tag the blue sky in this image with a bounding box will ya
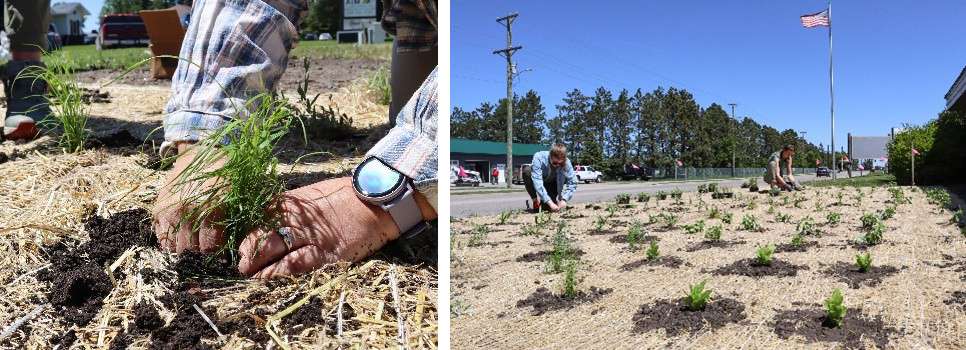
[73,0,106,30]
[452,0,966,149]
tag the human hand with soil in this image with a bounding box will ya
[152,142,226,253]
[236,177,436,278]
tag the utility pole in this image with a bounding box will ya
[494,13,521,189]
[728,103,737,177]
[799,130,808,174]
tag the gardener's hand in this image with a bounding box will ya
[558,200,568,210]
[152,142,226,253]
[547,201,560,212]
[236,177,436,278]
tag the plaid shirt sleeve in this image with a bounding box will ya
[366,67,438,210]
[163,0,307,142]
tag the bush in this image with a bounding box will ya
[615,193,631,205]
[636,192,650,202]
[921,110,966,184]
[825,289,847,328]
[705,225,722,241]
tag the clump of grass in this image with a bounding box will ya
[291,58,356,140]
[685,280,712,311]
[835,192,845,205]
[18,61,88,152]
[855,252,872,272]
[606,204,619,218]
[740,214,761,232]
[790,233,804,247]
[497,210,514,225]
[593,215,607,232]
[561,259,580,298]
[754,244,775,265]
[646,241,660,260]
[746,198,758,210]
[683,220,705,235]
[879,206,897,221]
[661,213,679,229]
[722,212,734,225]
[615,193,631,205]
[708,207,722,220]
[547,223,575,273]
[636,192,650,203]
[705,225,722,241]
[796,216,817,236]
[824,289,847,328]
[860,213,880,230]
[176,94,295,262]
[367,65,391,105]
[521,223,540,236]
[826,212,842,226]
[776,212,792,223]
[468,224,490,246]
[626,221,646,251]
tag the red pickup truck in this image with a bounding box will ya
[96,14,149,50]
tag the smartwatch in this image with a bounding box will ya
[352,156,428,238]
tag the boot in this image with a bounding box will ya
[2,60,50,141]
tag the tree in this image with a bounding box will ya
[101,0,179,16]
[301,0,341,35]
[555,89,591,154]
[608,89,633,166]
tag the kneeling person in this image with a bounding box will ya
[524,144,578,212]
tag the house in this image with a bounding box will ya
[451,138,547,184]
[946,66,966,114]
[50,2,90,44]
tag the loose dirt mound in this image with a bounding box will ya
[515,287,613,316]
[771,307,899,349]
[515,249,586,263]
[619,256,685,271]
[711,258,808,278]
[822,262,903,289]
[631,297,747,336]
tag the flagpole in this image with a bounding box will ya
[828,0,837,179]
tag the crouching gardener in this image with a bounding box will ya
[524,144,578,212]
[764,145,805,191]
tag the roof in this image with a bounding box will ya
[850,136,890,159]
[451,138,547,156]
[947,66,966,110]
[51,2,90,16]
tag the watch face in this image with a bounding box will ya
[354,158,404,198]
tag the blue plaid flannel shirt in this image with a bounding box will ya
[164,0,437,209]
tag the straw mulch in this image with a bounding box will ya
[452,185,965,349]
[0,80,437,349]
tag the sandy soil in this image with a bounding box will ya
[451,186,966,349]
[0,68,437,349]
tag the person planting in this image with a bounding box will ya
[152,0,438,279]
[524,143,578,212]
[763,145,804,191]
[1,0,54,141]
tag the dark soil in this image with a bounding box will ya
[771,307,898,349]
[620,256,685,271]
[823,262,902,289]
[711,259,808,278]
[81,87,111,103]
[774,240,819,253]
[631,297,747,336]
[515,287,613,316]
[48,264,113,326]
[586,228,620,236]
[109,302,166,350]
[150,303,219,350]
[516,249,586,263]
[174,250,242,280]
[86,129,146,149]
[944,291,966,309]
[683,239,747,252]
[608,234,660,244]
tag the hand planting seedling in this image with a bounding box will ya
[17,61,89,152]
[776,212,791,223]
[824,289,847,328]
[683,220,705,235]
[645,241,660,260]
[722,212,734,225]
[796,216,816,236]
[754,244,775,266]
[615,193,631,205]
[826,212,842,226]
[626,221,646,251]
[705,225,722,241]
[855,252,872,272]
[685,280,712,311]
[740,214,761,232]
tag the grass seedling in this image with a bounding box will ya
[879,206,896,221]
[683,220,705,235]
[636,192,650,203]
[606,204,619,218]
[547,223,575,273]
[662,213,679,229]
[521,223,540,236]
[497,210,514,225]
[824,289,846,328]
[797,216,817,236]
[826,212,842,226]
[615,193,631,205]
[722,212,734,225]
[646,241,660,260]
[562,259,579,298]
[790,234,804,247]
[754,244,775,265]
[18,61,88,152]
[741,214,761,232]
[707,183,719,193]
[889,187,908,205]
[657,191,668,200]
[593,215,607,232]
[863,222,885,245]
[835,192,844,206]
[534,211,552,227]
[671,189,683,200]
[705,225,722,241]
[367,65,391,105]
[952,208,963,225]
[627,221,646,251]
[855,252,872,272]
[708,206,722,219]
[776,212,791,223]
[746,198,758,210]
[698,184,709,193]
[685,280,712,311]
[468,224,490,246]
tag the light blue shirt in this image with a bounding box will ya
[530,151,578,203]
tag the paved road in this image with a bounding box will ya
[451,172,860,217]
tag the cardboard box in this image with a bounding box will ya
[139,8,187,79]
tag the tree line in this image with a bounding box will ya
[452,87,829,175]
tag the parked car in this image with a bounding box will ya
[451,168,481,187]
[620,163,653,181]
[85,30,98,44]
[303,33,318,40]
[96,14,149,50]
[816,167,831,177]
[574,165,603,184]
[47,24,62,51]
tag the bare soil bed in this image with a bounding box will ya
[0,72,437,348]
[452,185,966,349]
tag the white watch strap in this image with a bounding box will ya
[384,184,422,233]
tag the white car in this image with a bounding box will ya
[574,165,603,184]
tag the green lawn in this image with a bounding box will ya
[808,173,896,188]
[290,40,391,61]
[44,45,152,72]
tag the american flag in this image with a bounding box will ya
[801,9,830,28]
[912,148,920,156]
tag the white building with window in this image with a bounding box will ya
[50,2,90,37]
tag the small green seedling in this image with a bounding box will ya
[637,192,650,203]
[497,210,514,225]
[606,204,619,218]
[741,214,761,232]
[562,259,579,298]
[698,184,709,193]
[646,241,660,260]
[662,213,679,228]
[826,212,842,226]
[860,213,879,230]
[776,212,791,223]
[797,216,817,236]
[615,193,631,205]
[754,244,775,265]
[722,212,734,224]
[889,187,907,205]
[863,222,885,245]
[547,224,575,273]
[824,289,846,328]
[879,206,896,221]
[705,225,722,241]
[707,183,719,193]
[521,223,540,236]
[657,191,668,200]
[671,189,683,200]
[835,192,844,205]
[746,198,758,210]
[627,221,645,251]
[683,220,706,235]
[952,208,963,225]
[685,280,713,311]
[468,224,490,246]
[855,252,872,272]
[708,207,722,219]
[593,215,607,232]
[790,234,804,247]
[535,211,552,227]
[925,188,951,208]
[769,187,781,197]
